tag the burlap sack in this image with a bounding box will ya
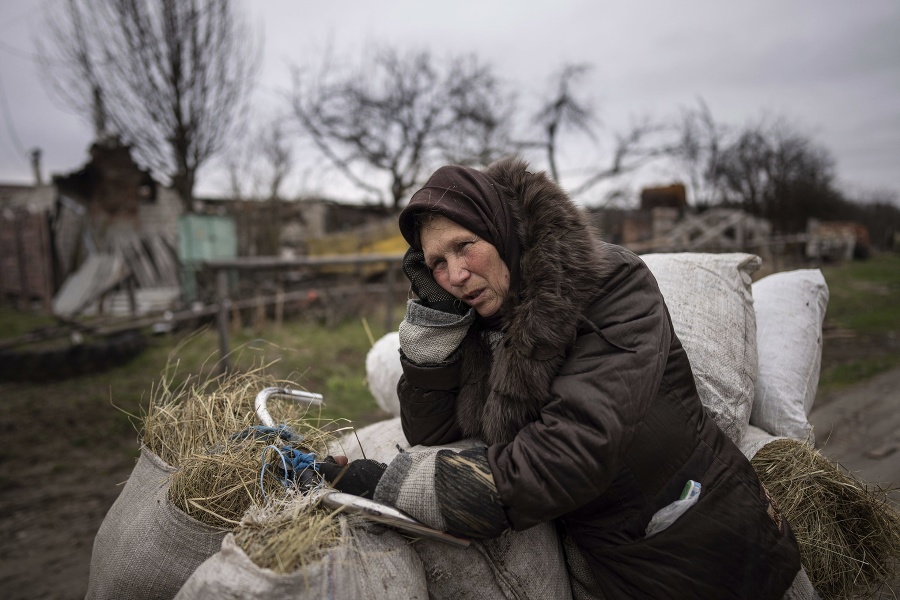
[86,447,227,600]
[174,521,428,600]
[413,523,572,600]
[375,442,572,600]
[641,252,761,447]
[784,567,821,600]
[751,269,828,442]
[329,420,572,598]
[366,332,403,417]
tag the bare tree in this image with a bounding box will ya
[529,63,675,199]
[567,116,675,197]
[712,116,840,232]
[672,98,724,206]
[38,0,258,210]
[226,119,294,201]
[260,124,293,202]
[223,119,294,255]
[291,46,513,209]
[532,63,595,182]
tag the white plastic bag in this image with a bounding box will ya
[645,480,702,537]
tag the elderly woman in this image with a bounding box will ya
[326,157,800,598]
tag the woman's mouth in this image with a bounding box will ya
[464,289,484,304]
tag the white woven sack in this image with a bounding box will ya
[328,416,410,463]
[739,425,787,461]
[174,523,428,600]
[640,252,761,448]
[751,269,828,442]
[86,447,227,600]
[366,332,403,417]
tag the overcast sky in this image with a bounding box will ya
[1,0,898,205]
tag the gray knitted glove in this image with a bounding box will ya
[399,299,476,365]
[374,445,509,539]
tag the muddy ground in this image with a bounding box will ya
[0,338,898,600]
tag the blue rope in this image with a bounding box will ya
[233,424,304,444]
[258,444,319,501]
[259,445,290,502]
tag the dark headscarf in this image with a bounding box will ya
[398,164,522,296]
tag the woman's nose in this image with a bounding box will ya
[447,257,470,286]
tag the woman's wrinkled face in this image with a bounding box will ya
[420,215,510,318]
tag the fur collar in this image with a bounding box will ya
[455,157,610,444]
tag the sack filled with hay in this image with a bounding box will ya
[86,446,227,600]
[88,366,334,600]
[175,495,428,599]
[748,435,900,599]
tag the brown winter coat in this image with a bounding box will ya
[397,157,800,599]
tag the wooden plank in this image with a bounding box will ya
[204,253,404,271]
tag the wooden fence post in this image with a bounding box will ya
[216,269,231,371]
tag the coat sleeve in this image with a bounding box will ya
[488,252,673,530]
[397,355,465,446]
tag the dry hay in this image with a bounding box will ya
[142,363,329,468]
[168,438,322,528]
[234,494,351,574]
[140,360,342,529]
[752,438,900,599]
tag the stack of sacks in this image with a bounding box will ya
[86,371,296,599]
[87,369,349,599]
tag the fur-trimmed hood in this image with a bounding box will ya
[455,156,610,444]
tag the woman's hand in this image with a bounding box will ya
[399,299,475,365]
[403,248,468,315]
[317,457,387,498]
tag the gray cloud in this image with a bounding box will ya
[1,0,897,200]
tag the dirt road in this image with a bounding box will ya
[808,366,900,505]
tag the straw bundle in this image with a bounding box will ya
[751,439,900,599]
[234,495,349,574]
[140,363,340,529]
[143,365,326,468]
[169,439,304,528]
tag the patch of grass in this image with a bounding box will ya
[820,254,900,334]
[0,305,56,339]
[817,352,900,394]
[816,253,900,397]
[0,309,398,500]
[213,315,394,425]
